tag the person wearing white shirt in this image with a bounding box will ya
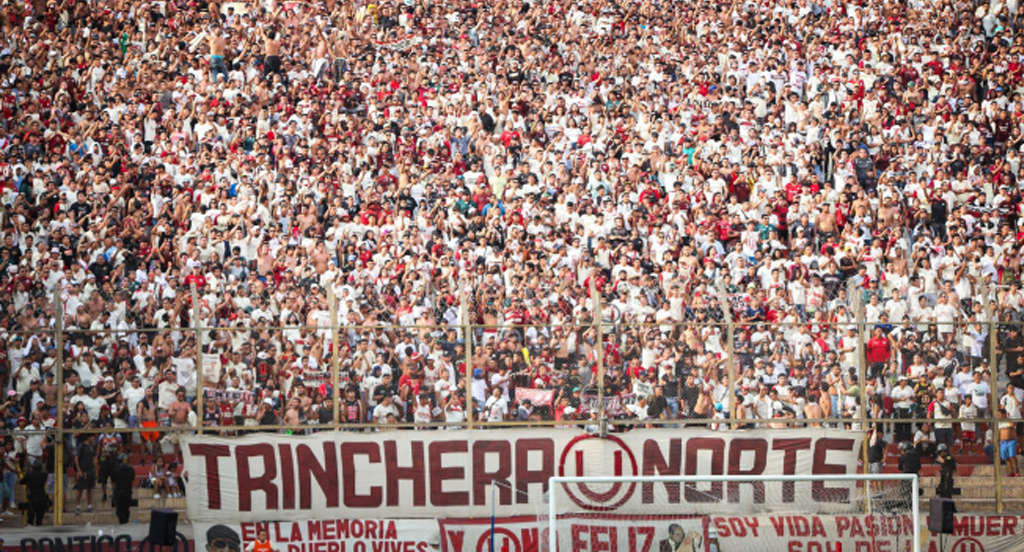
[963,370,992,417]
[891,376,916,442]
[482,388,508,422]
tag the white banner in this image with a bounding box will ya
[712,514,916,552]
[193,520,438,552]
[438,515,707,552]
[182,428,863,522]
[711,514,1024,552]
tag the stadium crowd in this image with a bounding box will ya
[2,0,1024,517]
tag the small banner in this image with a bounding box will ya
[515,387,556,407]
[193,520,436,552]
[439,515,707,552]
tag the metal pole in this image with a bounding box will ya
[714,282,736,429]
[192,283,204,435]
[490,479,496,552]
[462,273,473,430]
[911,474,920,550]
[329,286,340,430]
[591,277,606,434]
[980,279,1002,513]
[54,288,64,526]
[548,476,558,552]
[851,282,870,511]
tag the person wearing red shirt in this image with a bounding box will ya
[865,327,893,380]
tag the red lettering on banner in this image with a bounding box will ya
[628,526,654,552]
[728,439,767,503]
[514,439,554,503]
[444,530,465,551]
[851,517,865,538]
[719,517,760,538]
[836,517,851,538]
[279,445,295,510]
[684,438,724,502]
[787,542,843,552]
[189,444,230,509]
[1002,516,1017,536]
[773,439,812,503]
[520,527,540,551]
[987,516,1000,537]
[641,439,681,503]
[297,443,339,509]
[713,517,732,538]
[242,522,257,541]
[385,442,427,507]
[308,520,322,540]
[429,441,469,506]
[473,441,512,505]
[812,439,854,503]
[572,524,588,551]
[341,442,383,508]
[238,444,279,511]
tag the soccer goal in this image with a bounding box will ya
[544,474,920,552]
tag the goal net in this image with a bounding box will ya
[543,475,920,552]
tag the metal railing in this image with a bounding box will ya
[2,279,1024,525]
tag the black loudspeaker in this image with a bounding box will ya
[149,509,179,545]
[929,497,955,534]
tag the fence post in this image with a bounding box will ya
[714,282,736,429]
[54,288,64,526]
[461,273,473,430]
[851,281,870,509]
[591,278,606,432]
[980,279,1002,512]
[329,286,340,430]
[192,283,204,435]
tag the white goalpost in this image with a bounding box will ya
[546,474,921,552]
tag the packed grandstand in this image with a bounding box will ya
[1,0,1024,538]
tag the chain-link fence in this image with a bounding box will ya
[2,283,1024,527]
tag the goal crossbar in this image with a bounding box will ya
[547,474,920,552]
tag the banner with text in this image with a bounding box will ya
[921,515,1024,552]
[712,514,1024,552]
[193,520,437,552]
[712,514,916,552]
[439,515,707,552]
[181,428,863,522]
[0,525,194,552]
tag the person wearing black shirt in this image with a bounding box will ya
[1001,326,1024,390]
[373,373,399,404]
[74,434,97,514]
[935,444,957,499]
[929,196,948,239]
[21,461,49,526]
[661,373,679,419]
[648,386,669,420]
[679,373,701,418]
[111,454,136,523]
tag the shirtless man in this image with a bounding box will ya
[282,397,302,429]
[208,26,228,83]
[167,389,192,458]
[311,24,331,82]
[999,408,1020,477]
[261,21,283,77]
[804,392,824,427]
[332,27,348,83]
[816,206,837,247]
[311,242,330,274]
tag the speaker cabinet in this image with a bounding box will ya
[929,497,955,534]
[148,509,179,545]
